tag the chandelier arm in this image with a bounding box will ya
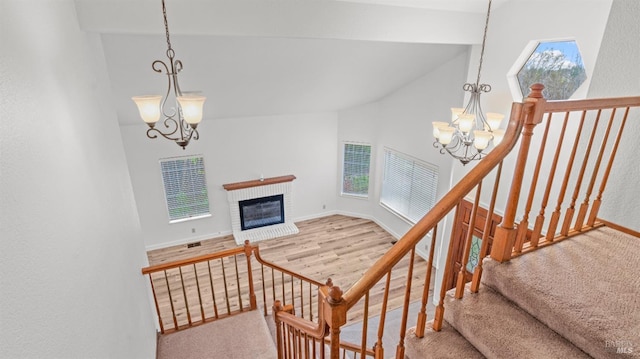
[146,121,180,141]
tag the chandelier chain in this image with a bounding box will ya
[475,0,492,87]
[161,0,174,58]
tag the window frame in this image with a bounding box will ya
[340,141,372,198]
[159,155,211,224]
[379,147,439,225]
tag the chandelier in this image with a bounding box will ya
[432,0,505,165]
[132,0,206,150]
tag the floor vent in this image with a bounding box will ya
[187,242,201,248]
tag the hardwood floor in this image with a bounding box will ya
[147,214,432,327]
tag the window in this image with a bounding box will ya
[510,40,586,100]
[341,142,371,197]
[380,148,438,224]
[160,155,210,222]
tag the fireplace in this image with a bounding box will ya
[239,194,284,230]
[223,175,298,244]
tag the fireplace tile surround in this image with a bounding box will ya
[223,175,298,244]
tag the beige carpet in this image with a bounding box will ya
[482,227,640,358]
[156,310,276,359]
[405,226,640,358]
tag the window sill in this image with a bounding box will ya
[169,213,212,224]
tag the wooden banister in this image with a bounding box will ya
[141,246,249,274]
[342,97,527,308]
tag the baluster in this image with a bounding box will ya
[178,267,192,326]
[163,270,178,330]
[416,225,438,337]
[433,202,461,331]
[206,261,219,319]
[243,241,257,310]
[374,273,391,358]
[233,255,243,311]
[360,292,369,359]
[309,282,313,321]
[456,182,482,299]
[472,161,503,292]
[516,114,552,250]
[220,258,231,315]
[271,267,276,303]
[396,247,416,359]
[589,107,630,225]
[562,110,601,235]
[290,274,295,313]
[548,111,586,239]
[192,263,205,322]
[261,264,267,316]
[148,274,165,333]
[576,109,612,230]
[300,279,304,319]
[304,332,310,359]
[533,112,570,241]
[282,272,286,305]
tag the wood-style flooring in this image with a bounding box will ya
[147,214,433,327]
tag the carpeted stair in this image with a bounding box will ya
[406,226,640,358]
[156,309,277,359]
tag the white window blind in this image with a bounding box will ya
[380,148,438,223]
[342,142,372,197]
[160,155,210,222]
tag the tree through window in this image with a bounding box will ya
[515,40,586,100]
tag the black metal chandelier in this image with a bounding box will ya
[132,0,206,150]
[432,0,504,165]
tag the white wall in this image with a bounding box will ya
[0,1,156,358]
[587,0,640,231]
[121,112,338,249]
[337,49,469,256]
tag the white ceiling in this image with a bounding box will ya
[75,0,512,125]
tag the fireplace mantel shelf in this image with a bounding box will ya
[223,175,296,191]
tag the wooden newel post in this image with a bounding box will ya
[273,300,284,359]
[491,83,547,262]
[323,278,347,359]
[243,240,257,310]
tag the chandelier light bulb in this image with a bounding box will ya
[492,129,506,146]
[438,127,456,145]
[177,95,206,125]
[132,95,162,125]
[432,122,450,139]
[451,108,465,124]
[458,114,475,133]
[486,112,505,131]
[473,130,492,150]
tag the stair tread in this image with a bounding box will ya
[482,227,640,359]
[405,320,485,359]
[445,284,590,359]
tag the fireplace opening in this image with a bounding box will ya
[239,194,285,231]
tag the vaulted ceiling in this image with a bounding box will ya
[74,0,512,125]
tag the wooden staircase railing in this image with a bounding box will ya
[271,85,640,359]
[141,240,324,333]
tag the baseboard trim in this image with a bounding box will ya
[598,219,640,238]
